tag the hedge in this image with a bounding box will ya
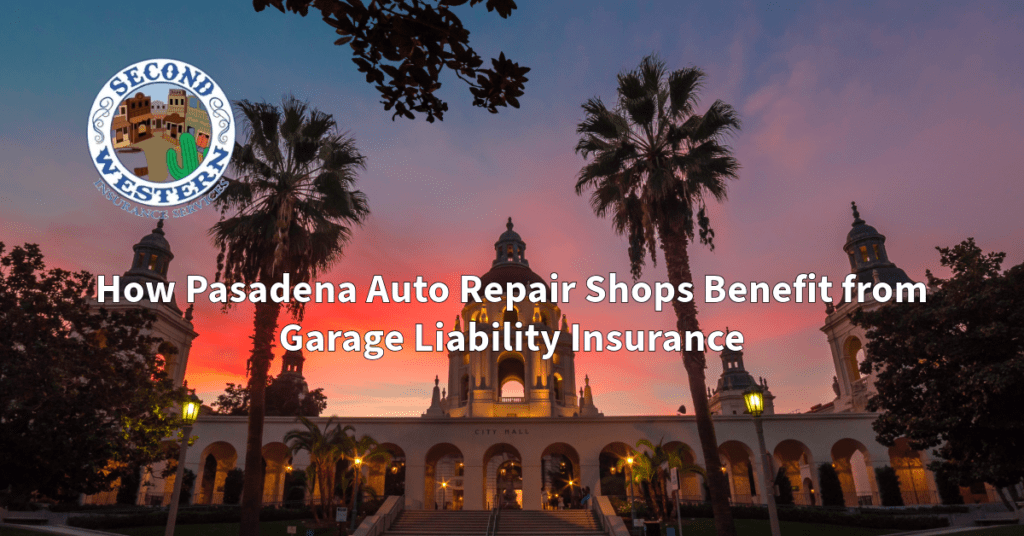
[674,503,949,531]
[67,506,313,530]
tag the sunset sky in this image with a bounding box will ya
[2,1,1023,417]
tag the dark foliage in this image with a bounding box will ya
[774,468,794,506]
[67,506,313,530]
[253,0,530,122]
[212,381,328,417]
[0,243,185,507]
[818,464,845,507]
[673,503,948,531]
[181,469,196,505]
[875,466,905,507]
[223,468,245,505]
[116,466,141,505]
[853,239,1024,488]
[934,469,965,506]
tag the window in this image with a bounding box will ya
[148,254,158,271]
[873,244,881,261]
[859,246,870,262]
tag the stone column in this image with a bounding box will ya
[522,460,542,511]
[406,462,425,510]
[581,459,600,498]
[463,462,484,510]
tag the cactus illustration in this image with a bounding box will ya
[167,132,206,180]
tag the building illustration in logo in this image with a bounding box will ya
[106,86,213,183]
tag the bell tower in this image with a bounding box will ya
[820,203,913,413]
[425,219,600,418]
[94,220,198,386]
[709,336,775,416]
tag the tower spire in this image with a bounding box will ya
[851,201,865,226]
[492,217,529,267]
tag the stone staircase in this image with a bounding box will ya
[386,509,606,536]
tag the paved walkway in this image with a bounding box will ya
[0,522,123,536]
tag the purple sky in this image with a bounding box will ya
[1,1,1022,416]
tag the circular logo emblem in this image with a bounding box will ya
[88,59,234,217]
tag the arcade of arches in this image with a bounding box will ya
[83,215,1005,508]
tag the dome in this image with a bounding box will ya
[846,221,881,245]
[137,220,172,254]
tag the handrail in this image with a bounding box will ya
[352,495,403,536]
[593,495,631,536]
[485,492,502,536]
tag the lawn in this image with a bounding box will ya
[673,518,898,536]
[938,527,1023,536]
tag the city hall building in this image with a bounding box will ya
[87,208,1002,510]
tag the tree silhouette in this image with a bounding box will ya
[253,0,530,122]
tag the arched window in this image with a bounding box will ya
[502,307,518,324]
[460,374,469,404]
[844,337,864,381]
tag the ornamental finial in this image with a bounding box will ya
[851,201,865,226]
[507,217,514,231]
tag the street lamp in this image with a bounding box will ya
[743,385,780,536]
[440,481,448,510]
[626,456,636,524]
[165,393,201,536]
[352,457,363,531]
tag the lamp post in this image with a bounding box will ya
[744,385,780,536]
[441,481,448,510]
[626,456,636,524]
[351,457,362,531]
[165,393,201,536]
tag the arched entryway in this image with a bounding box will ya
[541,443,581,509]
[262,442,291,504]
[832,438,878,506]
[425,443,463,510]
[664,441,703,502]
[484,443,522,509]
[774,439,815,505]
[598,442,640,510]
[719,441,756,505]
[889,438,934,505]
[195,442,237,504]
[368,443,406,498]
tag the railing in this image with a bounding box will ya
[592,495,631,536]
[352,495,403,536]
[485,492,501,536]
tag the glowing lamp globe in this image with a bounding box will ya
[181,394,202,425]
[743,386,765,417]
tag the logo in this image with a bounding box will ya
[88,59,234,219]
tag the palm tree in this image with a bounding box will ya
[211,96,369,536]
[636,439,706,520]
[283,417,352,523]
[342,432,392,530]
[574,54,741,536]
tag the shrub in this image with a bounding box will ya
[675,503,948,531]
[67,506,312,529]
[875,466,905,507]
[818,463,845,507]
[222,468,244,505]
[774,468,794,506]
[116,466,142,505]
[935,470,965,505]
[181,469,196,505]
